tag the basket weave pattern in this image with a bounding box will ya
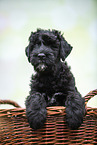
[0,90,97,144]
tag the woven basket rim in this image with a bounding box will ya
[0,89,97,116]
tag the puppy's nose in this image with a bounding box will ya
[38,53,45,58]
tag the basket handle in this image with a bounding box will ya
[84,89,97,105]
[0,100,21,108]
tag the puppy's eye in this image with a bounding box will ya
[37,41,41,45]
[43,40,54,47]
[34,41,41,46]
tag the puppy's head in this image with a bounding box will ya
[25,29,72,72]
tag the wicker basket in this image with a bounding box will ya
[0,90,97,145]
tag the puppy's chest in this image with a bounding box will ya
[37,75,65,95]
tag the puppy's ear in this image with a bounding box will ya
[25,46,30,62]
[25,32,34,62]
[52,30,72,61]
[60,40,73,61]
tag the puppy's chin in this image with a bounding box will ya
[36,64,47,72]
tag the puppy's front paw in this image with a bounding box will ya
[28,107,47,130]
[25,93,47,130]
[66,117,83,130]
[66,107,84,129]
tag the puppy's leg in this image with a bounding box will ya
[25,93,47,130]
[65,91,85,129]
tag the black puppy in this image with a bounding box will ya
[25,29,85,130]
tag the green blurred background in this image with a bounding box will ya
[0,0,97,108]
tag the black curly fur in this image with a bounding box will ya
[25,29,85,130]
